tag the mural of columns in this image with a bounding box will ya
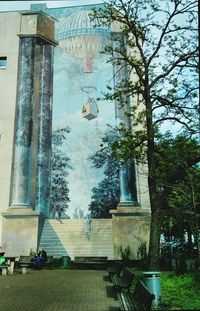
[10,13,57,214]
[35,44,53,215]
[119,164,132,202]
[10,37,35,207]
[112,33,138,204]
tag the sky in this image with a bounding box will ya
[0,0,104,11]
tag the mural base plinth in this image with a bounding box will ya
[112,212,151,260]
[111,202,151,216]
[117,201,139,207]
[1,208,45,257]
[110,204,151,260]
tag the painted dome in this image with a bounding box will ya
[57,10,110,59]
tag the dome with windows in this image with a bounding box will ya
[57,10,110,59]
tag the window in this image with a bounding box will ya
[0,57,7,69]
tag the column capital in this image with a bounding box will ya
[18,12,58,46]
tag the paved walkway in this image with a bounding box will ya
[0,269,120,311]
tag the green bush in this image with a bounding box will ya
[137,242,148,269]
[160,272,200,310]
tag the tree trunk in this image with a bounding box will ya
[148,194,162,269]
[144,82,162,270]
[189,172,200,265]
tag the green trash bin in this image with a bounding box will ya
[62,256,69,268]
[143,271,161,308]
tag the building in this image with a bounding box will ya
[0,3,151,260]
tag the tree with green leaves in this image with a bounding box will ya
[89,130,120,218]
[155,134,200,259]
[167,169,200,254]
[50,127,71,218]
[91,0,198,268]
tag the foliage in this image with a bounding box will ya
[137,242,148,268]
[167,169,200,235]
[155,133,200,187]
[89,130,120,218]
[91,0,198,269]
[73,208,85,219]
[50,127,71,218]
[131,271,200,309]
[159,272,200,310]
[92,0,198,145]
[155,133,200,259]
[120,245,130,264]
[29,248,37,257]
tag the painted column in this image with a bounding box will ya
[10,37,35,207]
[10,12,57,213]
[1,12,58,257]
[112,33,138,206]
[35,44,53,215]
[119,163,137,203]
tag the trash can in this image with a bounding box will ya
[62,256,69,269]
[143,271,161,308]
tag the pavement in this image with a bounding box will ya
[0,268,120,311]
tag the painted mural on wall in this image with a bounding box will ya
[43,4,120,219]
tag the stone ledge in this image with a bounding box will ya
[110,206,151,217]
[1,208,40,218]
[117,201,140,208]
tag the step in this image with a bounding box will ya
[39,219,114,259]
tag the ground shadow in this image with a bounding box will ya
[108,307,120,311]
[103,275,111,282]
[106,285,117,299]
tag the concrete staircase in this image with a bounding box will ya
[39,219,68,258]
[39,219,114,259]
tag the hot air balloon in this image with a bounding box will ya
[57,10,110,120]
[58,10,110,72]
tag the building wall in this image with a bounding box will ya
[40,219,114,259]
[0,7,151,223]
[112,215,151,260]
[0,12,21,242]
[38,218,150,260]
[48,6,118,219]
[0,6,151,256]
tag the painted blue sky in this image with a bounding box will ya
[0,1,104,11]
[48,4,116,218]
[0,0,116,219]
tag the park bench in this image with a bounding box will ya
[111,267,135,291]
[19,255,53,272]
[0,264,8,275]
[5,256,17,274]
[19,256,32,274]
[44,256,53,268]
[117,279,155,311]
[107,261,124,279]
[74,256,108,269]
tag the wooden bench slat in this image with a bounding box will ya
[19,256,32,264]
[107,261,123,277]
[74,256,107,263]
[111,267,135,290]
[74,257,108,268]
[117,292,138,310]
[19,256,47,272]
[117,280,155,311]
